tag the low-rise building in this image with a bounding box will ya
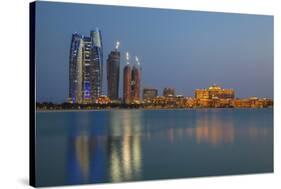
[143,88,158,100]
[163,88,175,97]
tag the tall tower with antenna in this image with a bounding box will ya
[131,56,141,102]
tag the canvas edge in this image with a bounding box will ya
[29,1,36,187]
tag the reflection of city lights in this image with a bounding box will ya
[168,128,174,144]
[109,110,142,182]
[163,113,235,146]
[110,147,122,182]
[75,135,90,180]
[194,115,235,146]
[123,136,132,180]
[132,135,141,175]
[248,127,269,139]
[185,128,193,138]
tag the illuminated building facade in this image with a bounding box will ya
[123,65,131,104]
[195,85,235,100]
[69,33,83,103]
[107,43,120,101]
[90,29,103,100]
[68,29,103,104]
[81,36,92,103]
[163,88,175,97]
[131,66,141,102]
[123,53,141,104]
[143,88,158,100]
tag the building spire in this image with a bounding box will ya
[135,56,140,66]
[115,41,120,50]
[126,51,130,65]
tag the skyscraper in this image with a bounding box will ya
[123,52,131,104]
[81,36,92,103]
[123,65,131,104]
[131,65,141,101]
[68,29,103,104]
[123,53,141,104]
[69,33,83,103]
[90,29,103,100]
[107,42,120,101]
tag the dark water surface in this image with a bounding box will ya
[35,109,273,187]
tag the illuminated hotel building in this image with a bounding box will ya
[107,42,121,100]
[68,29,103,104]
[195,85,235,99]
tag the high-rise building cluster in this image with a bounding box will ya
[66,29,269,109]
[68,29,141,104]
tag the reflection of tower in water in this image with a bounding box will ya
[67,113,107,184]
[108,110,142,182]
[67,111,142,184]
[75,135,90,180]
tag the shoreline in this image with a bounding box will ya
[36,107,273,113]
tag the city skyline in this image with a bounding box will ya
[35,2,273,103]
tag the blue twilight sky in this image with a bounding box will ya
[35,1,273,103]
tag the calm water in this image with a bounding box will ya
[35,109,273,187]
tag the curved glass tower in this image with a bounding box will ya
[68,29,103,104]
[69,33,83,103]
[90,29,103,101]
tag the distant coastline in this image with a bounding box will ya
[36,106,274,113]
[36,99,273,112]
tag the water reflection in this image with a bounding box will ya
[67,110,143,184]
[66,110,273,185]
[248,127,269,137]
[67,113,108,184]
[36,109,273,186]
[75,135,90,180]
[161,111,236,147]
[193,113,235,146]
[108,110,142,182]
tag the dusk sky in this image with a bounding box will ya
[35,1,273,103]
